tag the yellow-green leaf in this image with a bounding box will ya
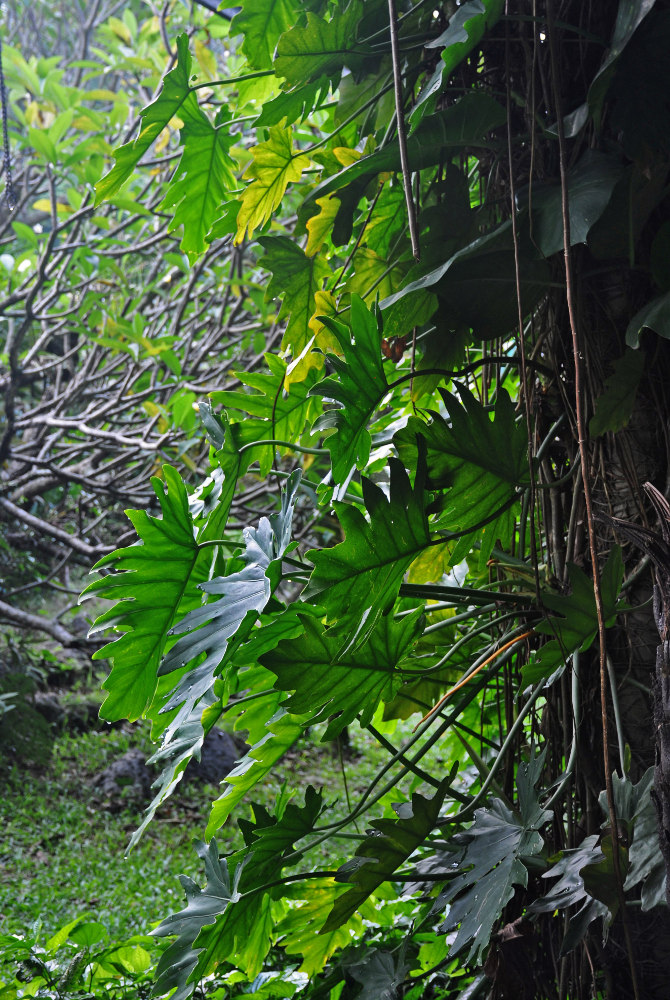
[305,194,341,256]
[235,126,310,243]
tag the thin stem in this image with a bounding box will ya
[238,439,328,456]
[547,8,638,997]
[416,630,534,728]
[388,0,421,260]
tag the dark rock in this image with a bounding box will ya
[0,674,54,774]
[31,692,112,734]
[183,727,244,786]
[91,749,153,809]
[32,691,66,727]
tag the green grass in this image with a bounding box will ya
[0,711,449,945]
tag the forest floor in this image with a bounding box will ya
[0,666,448,963]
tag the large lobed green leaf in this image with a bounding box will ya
[236,126,310,243]
[381,220,550,340]
[323,779,452,932]
[153,789,324,998]
[310,295,389,480]
[158,471,302,729]
[396,385,528,564]
[257,236,330,366]
[529,836,609,956]
[126,474,301,842]
[523,546,624,685]
[438,749,551,963]
[95,34,197,204]
[160,107,238,260]
[304,457,431,645]
[80,466,200,722]
[262,606,424,738]
[231,0,299,71]
[274,0,368,87]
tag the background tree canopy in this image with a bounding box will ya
[3,1,670,998]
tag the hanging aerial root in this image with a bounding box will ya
[415,630,535,731]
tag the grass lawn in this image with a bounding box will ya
[0,705,447,945]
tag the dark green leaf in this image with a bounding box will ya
[262,607,424,738]
[395,386,528,563]
[152,841,242,1000]
[303,94,507,214]
[411,0,505,124]
[322,780,451,932]
[651,221,670,291]
[304,458,431,644]
[530,835,606,913]
[381,221,550,340]
[529,834,610,956]
[589,348,645,437]
[587,0,658,125]
[154,789,324,996]
[621,768,666,910]
[349,949,411,1000]
[527,151,625,258]
[439,749,551,963]
[626,290,670,347]
[523,547,624,686]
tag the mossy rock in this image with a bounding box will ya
[0,674,54,775]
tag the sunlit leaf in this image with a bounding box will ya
[277,880,367,975]
[258,236,330,366]
[160,107,238,259]
[275,0,368,87]
[236,127,310,243]
[206,708,307,837]
[231,0,299,71]
[303,94,507,214]
[154,790,323,997]
[305,194,341,256]
[210,353,320,445]
[80,467,200,722]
